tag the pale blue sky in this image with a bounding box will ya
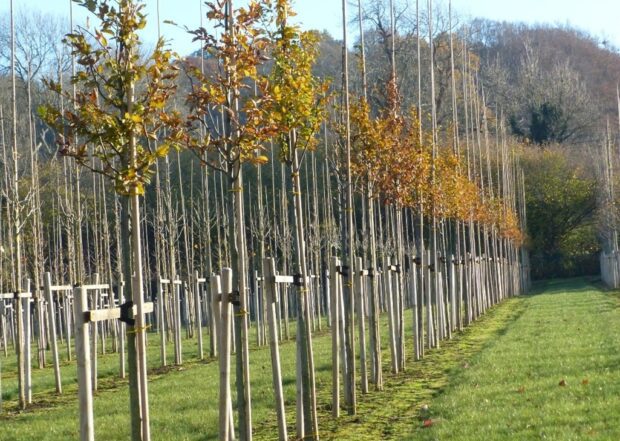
[2,0,619,55]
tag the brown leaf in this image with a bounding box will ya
[423,419,434,428]
[517,386,526,394]
[582,379,589,385]
[559,379,567,387]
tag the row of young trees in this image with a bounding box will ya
[0,0,530,440]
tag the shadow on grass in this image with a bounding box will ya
[414,298,528,401]
[529,276,600,295]
[304,296,529,441]
[0,351,220,417]
[404,276,620,441]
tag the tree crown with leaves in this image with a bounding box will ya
[39,0,184,196]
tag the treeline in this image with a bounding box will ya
[0,2,619,286]
[0,1,528,286]
[2,1,616,281]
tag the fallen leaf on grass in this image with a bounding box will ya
[559,379,567,387]
[582,379,589,385]
[517,386,526,394]
[423,419,434,428]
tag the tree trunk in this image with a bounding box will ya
[290,146,319,438]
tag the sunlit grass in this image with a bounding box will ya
[409,278,620,441]
[5,280,603,440]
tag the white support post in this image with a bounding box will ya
[263,258,288,441]
[329,257,340,418]
[91,274,99,391]
[219,269,233,441]
[194,271,204,360]
[450,255,457,335]
[24,279,32,404]
[355,257,368,394]
[411,257,420,361]
[173,276,182,365]
[74,285,94,441]
[44,273,62,394]
[118,278,126,379]
[385,258,398,374]
[157,277,166,367]
[209,275,219,358]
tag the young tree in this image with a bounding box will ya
[340,0,358,415]
[184,2,276,439]
[8,0,26,410]
[348,97,385,388]
[267,1,328,436]
[40,1,183,439]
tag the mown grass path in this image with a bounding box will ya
[410,278,620,441]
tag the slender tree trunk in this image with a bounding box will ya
[121,66,149,441]
[341,0,357,415]
[10,0,25,410]
[290,145,319,438]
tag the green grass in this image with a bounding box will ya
[0,318,312,440]
[408,278,620,441]
[2,278,617,440]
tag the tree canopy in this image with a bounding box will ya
[523,147,598,279]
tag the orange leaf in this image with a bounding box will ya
[423,419,433,428]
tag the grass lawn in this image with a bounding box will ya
[1,278,617,440]
[409,278,620,441]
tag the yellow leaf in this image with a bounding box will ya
[155,143,170,157]
[254,154,269,165]
[125,113,142,123]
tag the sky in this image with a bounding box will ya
[2,0,619,55]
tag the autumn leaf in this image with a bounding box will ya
[125,113,143,124]
[423,419,434,428]
[253,155,269,165]
[155,144,170,157]
[559,379,567,387]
